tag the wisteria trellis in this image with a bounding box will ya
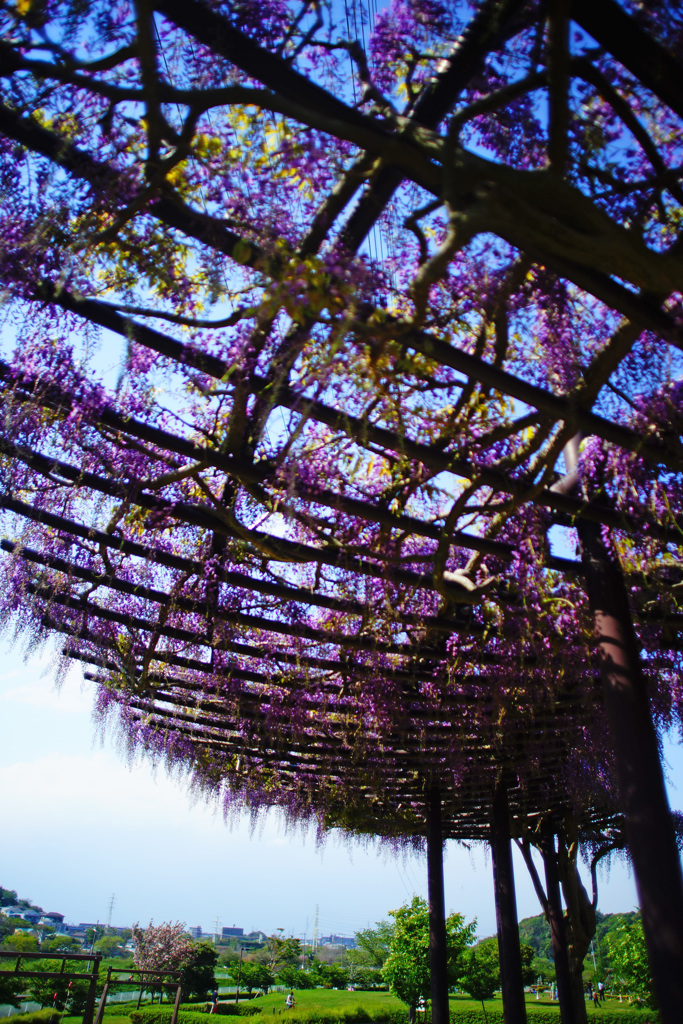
[1,0,683,1020]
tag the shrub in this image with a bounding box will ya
[128,1005,656,1024]
[179,1004,242,1016]
[0,1011,61,1024]
[131,1010,216,1024]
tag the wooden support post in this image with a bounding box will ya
[169,982,183,1024]
[82,955,101,1024]
[540,833,575,1024]
[490,782,526,1024]
[562,437,683,1022]
[426,786,449,1024]
[93,966,112,1024]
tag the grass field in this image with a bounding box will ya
[244,990,641,1017]
[52,986,652,1024]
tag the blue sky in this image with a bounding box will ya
[3,636,682,942]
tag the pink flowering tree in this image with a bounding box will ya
[132,920,198,1000]
[132,921,194,973]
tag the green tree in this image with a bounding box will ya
[94,935,127,958]
[259,935,302,974]
[85,926,105,948]
[459,944,499,1022]
[382,897,476,1014]
[179,942,218,1000]
[607,919,655,1009]
[0,888,19,907]
[0,970,22,1009]
[531,956,556,984]
[41,935,79,954]
[317,963,349,989]
[2,933,40,953]
[26,961,90,1013]
[519,944,536,987]
[349,965,382,990]
[352,922,395,969]
[230,961,273,996]
[277,965,298,989]
[277,965,315,990]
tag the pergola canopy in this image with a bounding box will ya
[0,0,682,850]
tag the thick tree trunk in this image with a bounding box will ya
[568,968,587,1024]
[558,831,594,1024]
[576,516,683,1017]
[490,782,526,1024]
[541,834,577,1024]
[516,827,592,1024]
[563,438,683,1023]
[426,787,449,1024]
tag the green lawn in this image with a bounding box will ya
[247,990,401,1014]
[244,991,642,1016]
[55,987,650,1024]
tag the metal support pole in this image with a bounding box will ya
[541,833,575,1024]
[563,437,683,1022]
[236,947,244,1004]
[426,786,449,1024]
[490,782,526,1024]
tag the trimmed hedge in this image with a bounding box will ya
[131,1012,211,1024]
[0,1012,60,1024]
[228,1010,656,1024]
[128,1006,658,1024]
[179,1004,246,1016]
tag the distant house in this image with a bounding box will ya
[189,926,203,939]
[6,908,43,924]
[320,936,356,949]
[1,906,27,919]
[221,927,244,938]
[39,912,66,931]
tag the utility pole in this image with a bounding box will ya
[105,894,116,934]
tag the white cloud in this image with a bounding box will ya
[1,676,93,714]
[0,749,209,826]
